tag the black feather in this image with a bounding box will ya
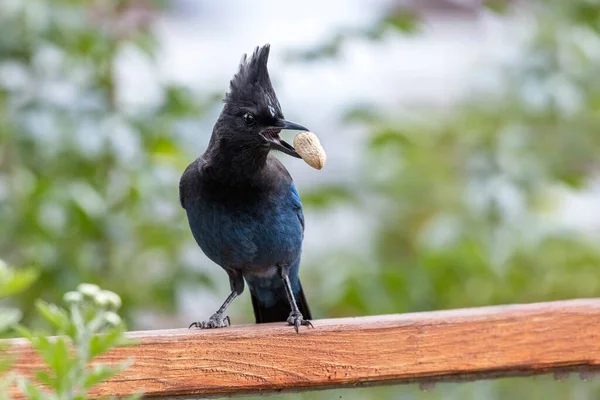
[224,43,282,117]
[251,281,312,324]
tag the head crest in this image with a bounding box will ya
[224,44,282,116]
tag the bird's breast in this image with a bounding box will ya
[185,193,303,269]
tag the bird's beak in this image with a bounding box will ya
[260,119,309,159]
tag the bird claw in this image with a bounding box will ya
[189,313,230,329]
[287,312,313,333]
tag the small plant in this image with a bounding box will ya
[0,260,38,336]
[12,283,141,400]
[0,259,38,398]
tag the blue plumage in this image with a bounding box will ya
[179,44,313,332]
[185,178,303,276]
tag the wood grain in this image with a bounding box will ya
[4,299,600,399]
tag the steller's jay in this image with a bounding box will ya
[179,44,313,332]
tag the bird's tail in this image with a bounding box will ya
[251,280,312,324]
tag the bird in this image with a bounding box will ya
[179,44,313,332]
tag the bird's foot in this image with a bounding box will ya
[189,312,230,329]
[287,311,313,333]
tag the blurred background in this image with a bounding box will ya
[2,0,600,398]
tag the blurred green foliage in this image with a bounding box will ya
[1,268,139,400]
[14,283,138,400]
[1,0,600,399]
[280,0,600,399]
[0,259,38,386]
[0,0,216,328]
[320,0,600,317]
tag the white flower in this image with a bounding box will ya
[77,283,100,298]
[93,291,110,307]
[101,290,122,309]
[63,291,83,304]
[103,311,122,326]
[93,290,122,309]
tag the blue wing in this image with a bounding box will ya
[289,182,304,233]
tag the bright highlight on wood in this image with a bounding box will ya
[294,131,326,169]
[5,299,600,399]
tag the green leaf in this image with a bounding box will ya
[369,128,412,149]
[301,185,357,209]
[50,337,73,392]
[0,267,38,298]
[88,328,125,360]
[381,11,420,34]
[34,370,54,388]
[21,332,75,393]
[35,300,70,331]
[151,137,180,155]
[17,377,50,400]
[83,361,131,389]
[31,336,55,370]
[484,0,511,14]
[13,324,35,341]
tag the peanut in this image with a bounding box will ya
[293,131,326,170]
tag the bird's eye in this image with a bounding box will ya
[243,113,255,126]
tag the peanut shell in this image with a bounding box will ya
[293,131,326,170]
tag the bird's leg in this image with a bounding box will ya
[189,271,244,329]
[279,266,313,333]
[189,290,237,329]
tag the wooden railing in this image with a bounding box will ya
[6,299,600,399]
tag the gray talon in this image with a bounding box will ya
[189,312,230,329]
[287,312,312,333]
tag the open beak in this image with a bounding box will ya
[260,119,309,158]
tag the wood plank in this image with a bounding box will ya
[5,299,600,399]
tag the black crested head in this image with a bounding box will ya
[207,44,309,172]
[225,44,281,117]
